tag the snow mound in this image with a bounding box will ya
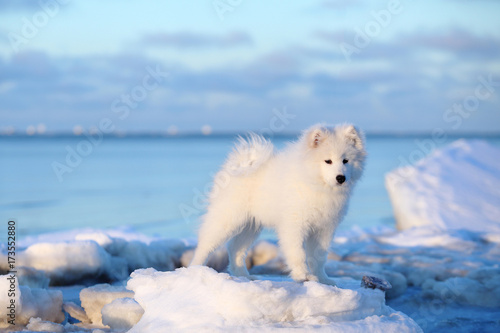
[386,140,500,232]
[127,266,422,332]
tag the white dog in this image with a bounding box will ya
[190,123,366,285]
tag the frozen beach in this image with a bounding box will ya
[1,139,500,332]
[2,223,500,332]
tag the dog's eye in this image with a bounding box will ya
[343,159,349,164]
[325,160,332,164]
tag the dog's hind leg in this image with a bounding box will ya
[227,220,262,278]
[190,210,248,267]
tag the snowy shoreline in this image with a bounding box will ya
[1,224,499,332]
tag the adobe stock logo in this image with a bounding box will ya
[390,74,498,184]
[8,0,71,53]
[340,0,406,62]
[213,0,243,21]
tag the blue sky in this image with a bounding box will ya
[0,0,499,134]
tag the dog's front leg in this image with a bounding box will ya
[305,230,337,286]
[278,227,317,282]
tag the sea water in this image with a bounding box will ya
[1,135,499,240]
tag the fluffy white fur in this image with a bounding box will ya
[190,123,366,285]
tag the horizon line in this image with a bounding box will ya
[1,130,500,139]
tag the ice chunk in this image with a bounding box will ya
[75,232,114,247]
[63,301,90,324]
[250,256,288,276]
[80,284,134,326]
[15,266,50,289]
[422,267,500,308]
[6,229,189,286]
[9,241,128,285]
[18,227,161,248]
[385,140,500,232]
[0,274,21,326]
[26,317,64,332]
[101,297,144,330]
[127,266,422,332]
[18,286,65,325]
[76,231,189,273]
[180,240,280,273]
[104,239,186,272]
[248,240,280,266]
[0,275,64,326]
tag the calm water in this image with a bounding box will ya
[1,135,499,240]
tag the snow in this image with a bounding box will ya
[127,266,421,332]
[324,261,407,299]
[17,227,164,248]
[0,224,499,332]
[0,230,190,286]
[422,268,500,308]
[101,298,144,331]
[16,241,128,285]
[63,302,90,324]
[80,284,134,326]
[27,317,65,333]
[332,226,500,305]
[16,267,50,289]
[386,139,500,232]
[0,275,64,326]
[18,285,65,325]
[0,274,20,327]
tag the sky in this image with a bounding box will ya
[0,0,499,135]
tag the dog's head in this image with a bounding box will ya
[301,123,366,189]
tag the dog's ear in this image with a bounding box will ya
[304,125,327,149]
[343,124,364,151]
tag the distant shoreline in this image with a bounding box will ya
[2,132,500,139]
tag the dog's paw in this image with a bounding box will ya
[234,275,256,282]
[318,277,337,286]
[230,271,258,281]
[305,274,319,282]
[291,272,319,283]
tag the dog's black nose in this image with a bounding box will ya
[336,175,346,184]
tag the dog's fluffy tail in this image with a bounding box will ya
[222,134,274,176]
